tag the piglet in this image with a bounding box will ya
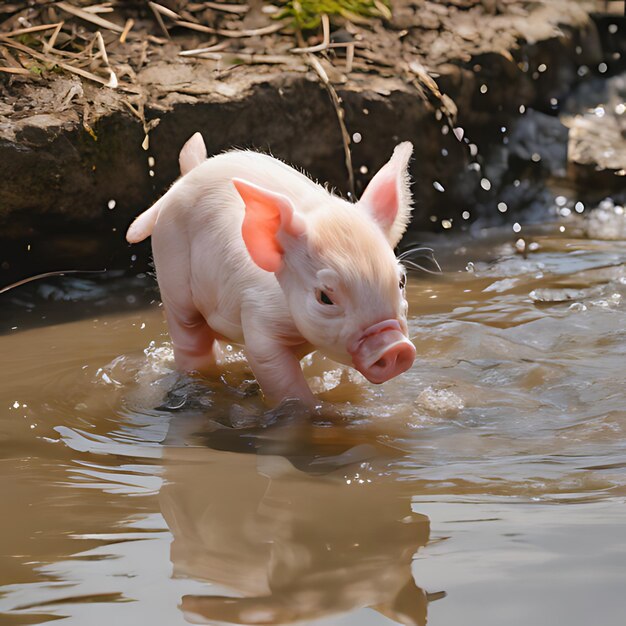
[127,134,416,407]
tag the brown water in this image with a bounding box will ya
[0,222,625,626]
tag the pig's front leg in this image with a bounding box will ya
[242,313,316,408]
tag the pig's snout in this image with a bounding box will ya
[349,320,416,384]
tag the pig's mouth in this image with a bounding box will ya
[349,319,416,384]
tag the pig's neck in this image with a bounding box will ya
[241,282,308,349]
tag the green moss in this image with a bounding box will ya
[276,0,391,30]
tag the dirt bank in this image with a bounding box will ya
[0,1,624,284]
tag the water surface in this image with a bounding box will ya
[0,222,625,625]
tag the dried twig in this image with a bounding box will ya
[307,53,355,198]
[1,23,63,37]
[56,1,123,33]
[83,3,115,14]
[43,21,64,53]
[119,19,134,44]
[291,13,330,53]
[149,1,177,39]
[202,2,249,14]
[94,30,117,88]
[0,37,137,91]
[0,66,31,75]
[179,41,228,56]
[174,19,286,38]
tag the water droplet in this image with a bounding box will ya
[598,63,608,74]
[441,219,452,229]
[433,181,445,192]
[148,156,155,167]
[352,132,362,144]
[559,225,565,233]
[498,202,508,213]
[594,106,605,118]
[538,63,547,73]
[480,84,488,94]
[519,104,526,114]
[430,215,437,222]
[575,202,585,213]
[480,178,491,191]
[559,207,571,217]
[453,127,464,141]
[531,153,541,162]
[441,125,449,136]
[608,23,618,34]
[615,103,625,115]
[462,211,470,220]
[513,222,521,233]
[441,148,448,157]
[149,170,155,177]
[555,196,567,207]
[577,65,589,77]
[108,199,116,209]
[550,98,558,107]
[359,165,368,174]
[469,143,478,156]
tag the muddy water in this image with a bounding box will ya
[0,222,625,626]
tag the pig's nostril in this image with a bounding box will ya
[374,357,387,369]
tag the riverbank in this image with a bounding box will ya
[0,1,624,283]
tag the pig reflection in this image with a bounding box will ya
[127,135,416,406]
[160,447,432,626]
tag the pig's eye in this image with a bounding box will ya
[399,274,407,290]
[317,290,335,306]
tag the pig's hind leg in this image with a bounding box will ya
[164,305,222,376]
[152,217,221,376]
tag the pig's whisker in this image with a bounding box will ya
[397,246,442,274]
[402,259,442,274]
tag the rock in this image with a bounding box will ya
[561,71,626,200]
[508,109,569,176]
[585,199,626,240]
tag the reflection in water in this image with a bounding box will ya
[161,442,432,625]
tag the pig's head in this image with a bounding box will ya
[234,142,416,384]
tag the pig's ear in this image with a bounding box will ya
[234,179,306,273]
[357,142,413,248]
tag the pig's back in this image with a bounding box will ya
[189,150,331,211]
[154,150,328,340]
